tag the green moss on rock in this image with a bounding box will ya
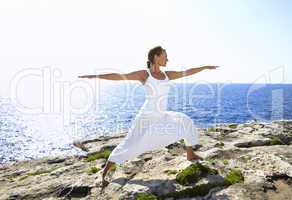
[240,155,251,163]
[18,175,29,181]
[18,166,62,181]
[224,168,244,185]
[26,170,52,176]
[86,148,112,162]
[87,166,100,174]
[136,193,160,200]
[159,168,244,199]
[176,162,218,186]
[214,142,225,148]
[206,158,217,165]
[223,160,229,165]
[270,136,285,145]
[164,169,178,175]
[208,127,217,132]
[228,124,238,129]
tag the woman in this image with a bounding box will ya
[78,46,219,186]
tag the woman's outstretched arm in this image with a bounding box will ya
[166,65,220,80]
[78,70,146,82]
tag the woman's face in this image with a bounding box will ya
[155,50,168,67]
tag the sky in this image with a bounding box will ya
[0,0,292,98]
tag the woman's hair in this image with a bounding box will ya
[147,46,165,69]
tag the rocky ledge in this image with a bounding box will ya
[1,120,292,200]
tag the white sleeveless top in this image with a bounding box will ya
[139,68,171,116]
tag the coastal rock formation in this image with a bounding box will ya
[1,120,292,200]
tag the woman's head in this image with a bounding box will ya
[147,46,168,69]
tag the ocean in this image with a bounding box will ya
[0,83,292,164]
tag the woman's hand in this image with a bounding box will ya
[203,65,220,70]
[78,75,97,79]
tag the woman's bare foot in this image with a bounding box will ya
[101,178,109,187]
[186,146,203,161]
[73,141,89,152]
[96,161,115,188]
[95,169,110,188]
[187,153,204,161]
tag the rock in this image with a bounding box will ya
[234,139,271,148]
[47,158,66,164]
[1,120,292,199]
[55,184,91,198]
